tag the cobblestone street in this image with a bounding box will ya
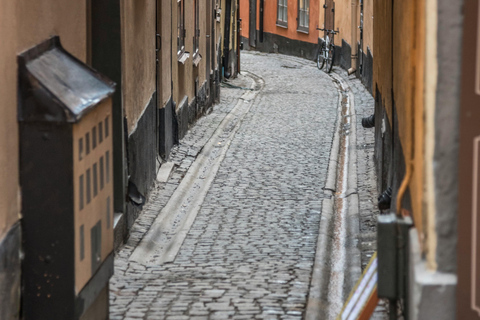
[110,52,380,319]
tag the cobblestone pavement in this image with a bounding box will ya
[110,52,381,319]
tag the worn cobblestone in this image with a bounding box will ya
[110,52,382,319]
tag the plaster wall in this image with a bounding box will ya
[0,0,19,241]
[159,0,173,107]
[240,0,249,39]
[373,0,427,248]
[122,0,157,134]
[0,0,87,240]
[240,0,319,45]
[363,0,373,56]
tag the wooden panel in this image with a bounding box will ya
[73,99,114,294]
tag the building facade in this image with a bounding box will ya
[0,0,238,318]
[240,0,320,60]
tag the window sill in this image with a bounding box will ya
[297,28,309,34]
[276,22,288,29]
[177,51,190,64]
[193,52,202,67]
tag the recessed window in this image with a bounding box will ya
[298,0,309,32]
[86,168,91,204]
[93,163,98,197]
[100,156,105,190]
[106,151,110,184]
[80,225,85,261]
[177,0,185,57]
[106,196,111,229]
[79,138,84,161]
[79,174,84,211]
[98,122,103,143]
[86,132,90,155]
[92,127,97,149]
[277,0,288,27]
[104,116,109,138]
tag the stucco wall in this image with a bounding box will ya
[160,0,173,107]
[0,0,19,241]
[240,0,319,45]
[363,0,373,56]
[265,0,319,44]
[0,0,87,240]
[122,0,156,134]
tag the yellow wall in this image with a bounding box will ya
[317,0,374,57]
[0,0,19,240]
[0,0,87,240]
[122,0,156,134]
[363,0,373,55]
[373,0,428,257]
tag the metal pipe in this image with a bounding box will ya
[347,0,358,75]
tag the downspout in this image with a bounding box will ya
[223,0,232,78]
[347,0,358,75]
[359,0,364,74]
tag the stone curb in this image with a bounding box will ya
[306,69,362,319]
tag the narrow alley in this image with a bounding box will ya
[109,52,380,319]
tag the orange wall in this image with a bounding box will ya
[240,0,319,44]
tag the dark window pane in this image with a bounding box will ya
[79,174,84,211]
[92,127,97,149]
[93,163,98,197]
[106,151,110,184]
[79,138,84,161]
[80,225,85,261]
[106,196,111,229]
[105,116,109,138]
[98,122,103,143]
[86,168,91,204]
[100,156,104,190]
[86,132,90,155]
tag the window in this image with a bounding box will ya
[177,0,185,56]
[277,0,288,27]
[194,0,199,53]
[298,0,309,32]
[193,0,202,66]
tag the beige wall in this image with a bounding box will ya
[122,0,156,133]
[0,0,87,240]
[0,0,19,240]
[160,0,173,107]
[363,0,373,55]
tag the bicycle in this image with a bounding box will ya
[316,28,338,73]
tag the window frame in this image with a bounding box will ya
[177,0,186,58]
[297,0,309,33]
[276,0,288,28]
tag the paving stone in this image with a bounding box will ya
[110,52,383,319]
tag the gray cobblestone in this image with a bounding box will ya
[110,52,382,319]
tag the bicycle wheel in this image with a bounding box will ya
[317,43,326,70]
[325,45,335,73]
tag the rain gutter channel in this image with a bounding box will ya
[306,72,362,320]
[130,71,264,266]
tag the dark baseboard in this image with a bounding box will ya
[126,92,158,229]
[0,222,21,320]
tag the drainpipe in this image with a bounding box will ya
[347,0,358,75]
[223,0,232,78]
